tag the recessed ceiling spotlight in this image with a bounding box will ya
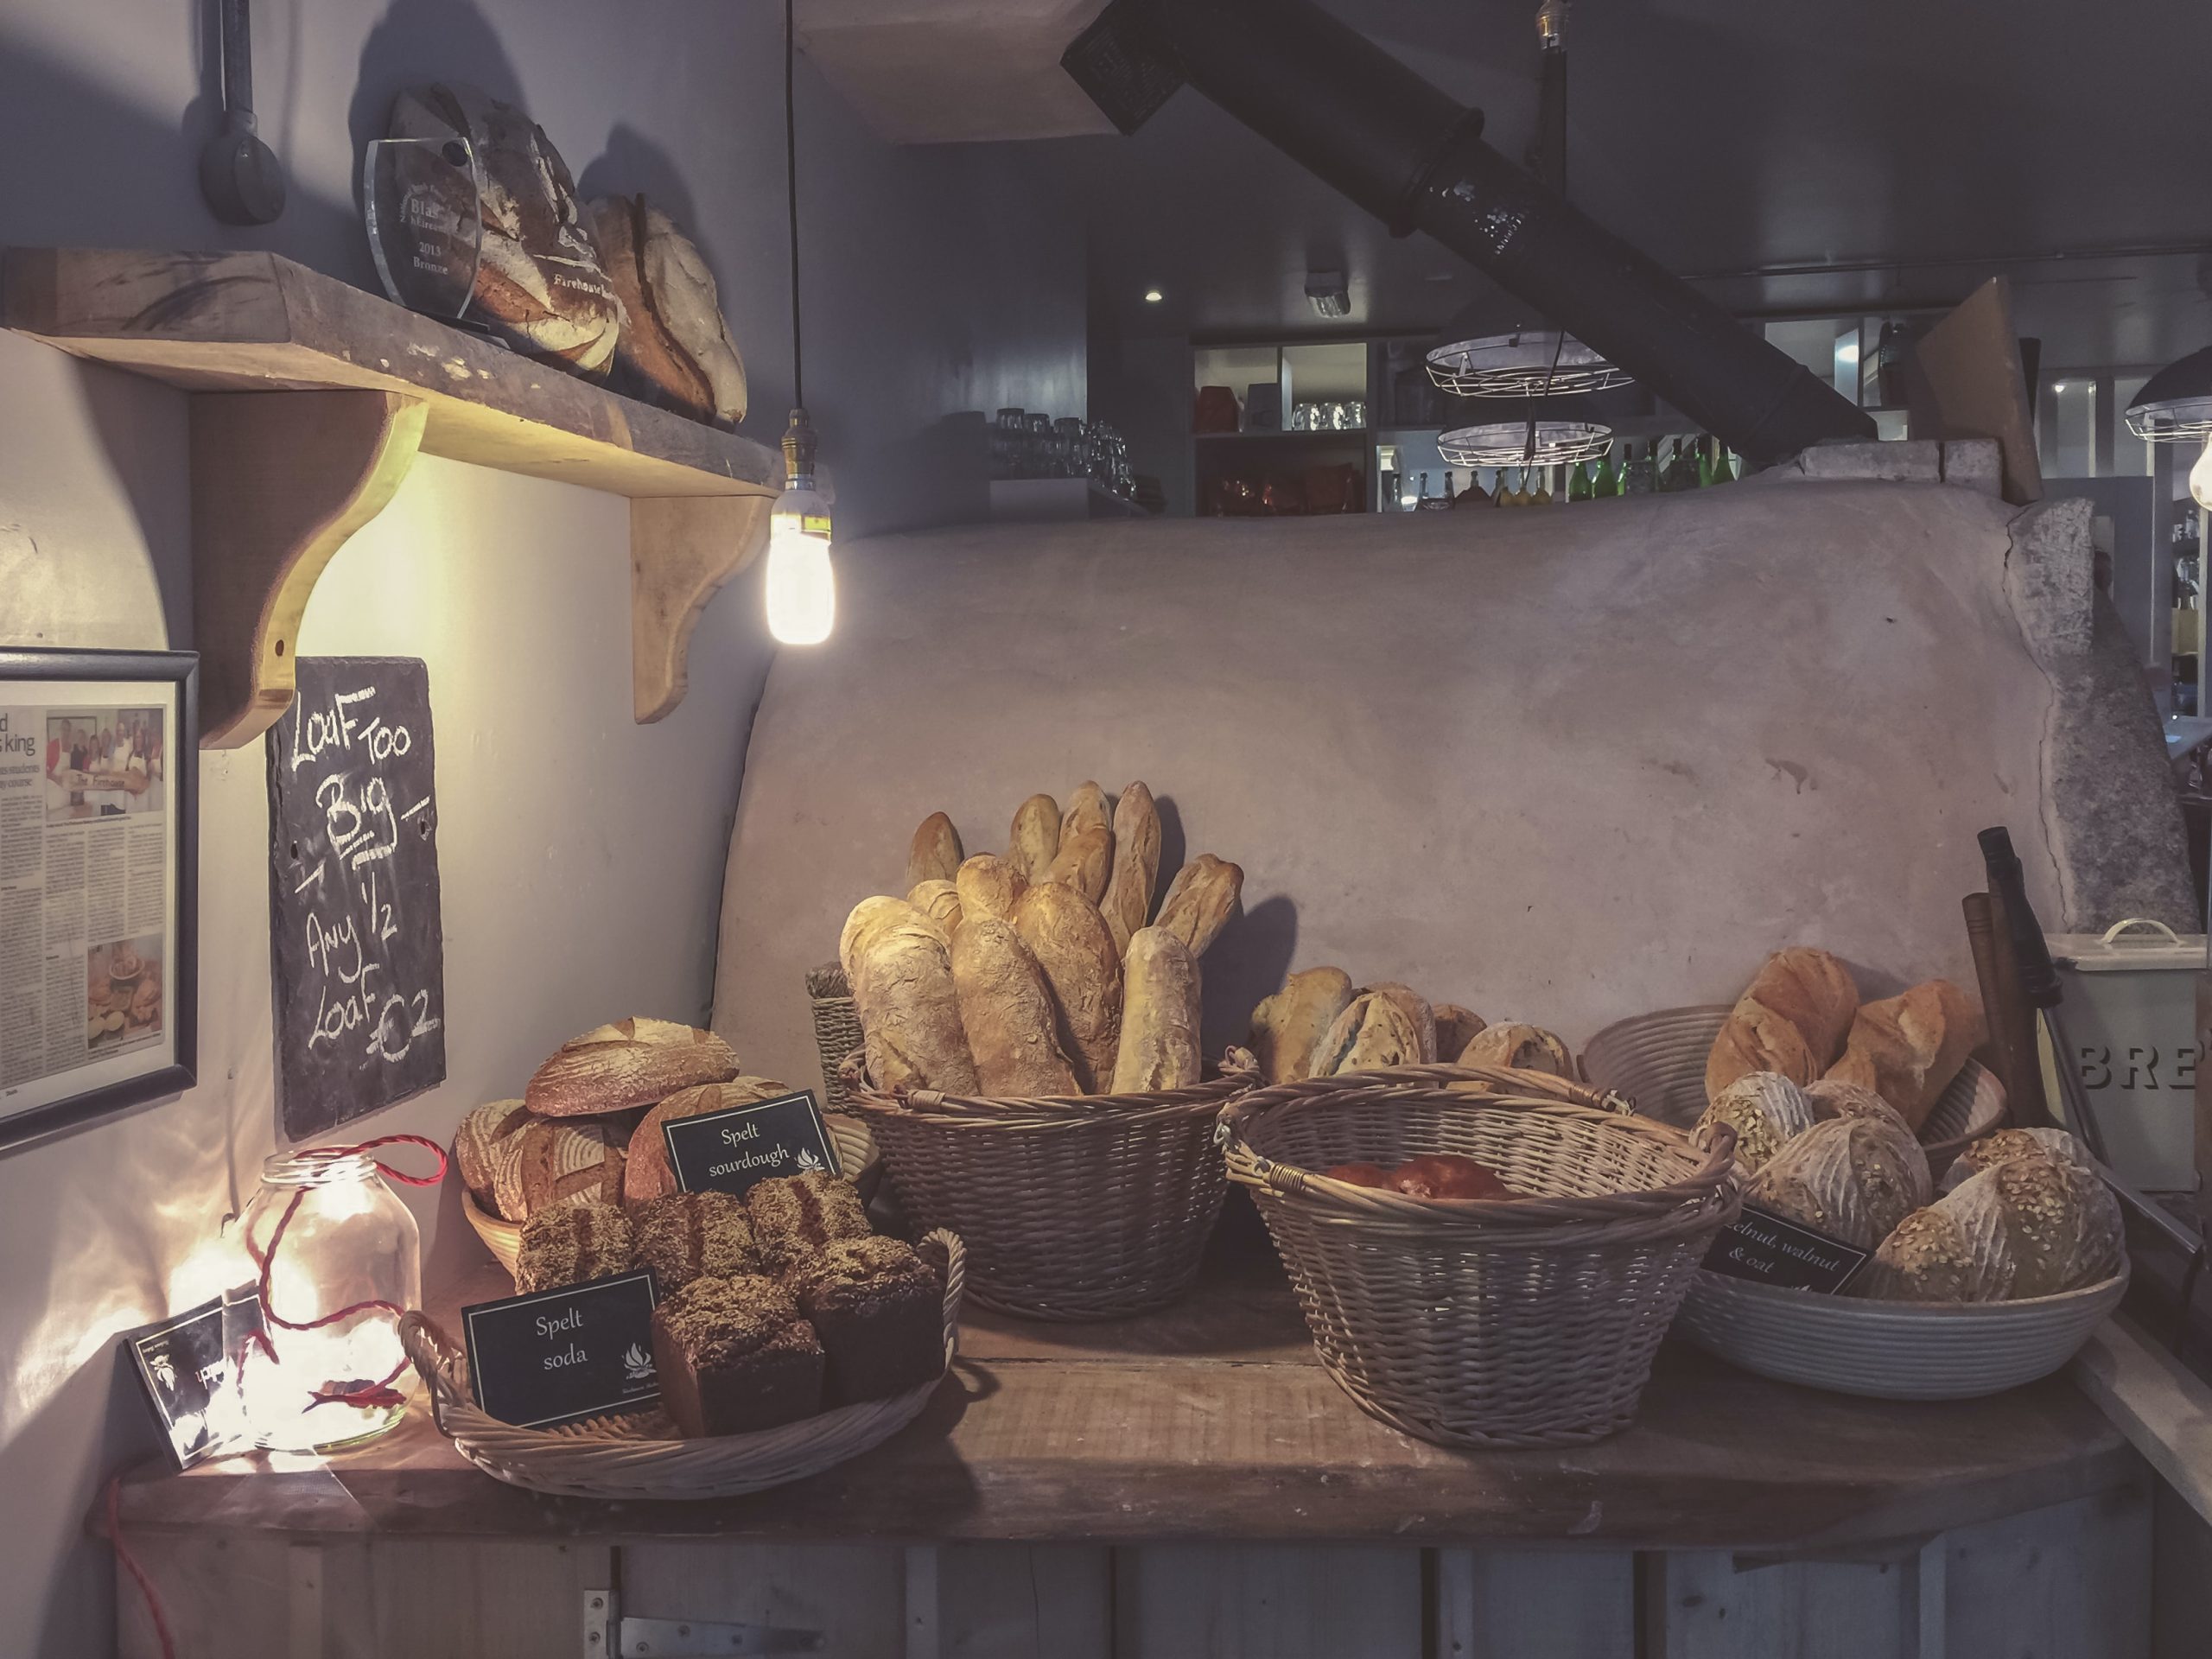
[1143,288,1164,303]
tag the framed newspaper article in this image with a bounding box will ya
[0,649,198,1148]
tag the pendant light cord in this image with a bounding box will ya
[785,0,804,411]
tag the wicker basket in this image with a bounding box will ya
[1580,1004,2006,1177]
[1673,1263,2128,1400]
[841,1052,1255,1322]
[462,1116,884,1281]
[1219,1064,1741,1447]
[400,1230,963,1498]
[808,963,868,1110]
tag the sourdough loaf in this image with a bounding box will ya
[1822,979,1982,1132]
[1745,1114,1930,1249]
[1249,967,1355,1084]
[1007,794,1062,883]
[954,853,1028,927]
[1433,1005,1487,1062]
[1154,855,1243,958]
[1313,991,1421,1077]
[1060,782,1113,844]
[1012,881,1122,1092]
[1113,926,1203,1092]
[1694,1071,1815,1174]
[1364,982,1438,1064]
[524,1018,740,1118]
[950,917,1082,1096]
[624,1077,793,1205]
[1705,946,1860,1096]
[1855,1192,2018,1303]
[1101,782,1162,955]
[905,812,964,890]
[1045,825,1113,903]
[1456,1022,1573,1077]
[847,905,982,1094]
[904,879,964,937]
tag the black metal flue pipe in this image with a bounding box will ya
[1075,0,1874,463]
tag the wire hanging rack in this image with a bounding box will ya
[1426,331,1630,399]
[1436,420,1615,469]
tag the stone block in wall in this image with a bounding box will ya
[1788,438,1943,483]
[2005,496,2095,661]
[1941,439,2004,496]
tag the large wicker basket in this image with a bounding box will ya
[1219,1064,1740,1447]
[841,1052,1255,1321]
[1580,1004,2006,1177]
[400,1230,963,1498]
[808,963,868,1110]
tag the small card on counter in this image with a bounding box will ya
[664,1087,840,1200]
[1702,1205,1870,1294]
[462,1271,660,1430]
[122,1287,264,1469]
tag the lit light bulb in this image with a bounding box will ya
[2191,435,2212,512]
[766,409,836,645]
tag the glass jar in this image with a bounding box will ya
[226,1148,421,1452]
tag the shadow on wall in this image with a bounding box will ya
[347,0,526,217]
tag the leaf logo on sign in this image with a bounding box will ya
[795,1147,827,1175]
[623,1343,654,1383]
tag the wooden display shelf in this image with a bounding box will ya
[3,247,782,747]
[113,1221,2134,1551]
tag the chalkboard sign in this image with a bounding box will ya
[1702,1205,1871,1294]
[266,658,446,1138]
[462,1271,661,1429]
[664,1088,840,1199]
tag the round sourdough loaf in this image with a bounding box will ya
[1745,1114,1930,1250]
[524,1018,740,1118]
[623,1077,793,1205]
[1695,1071,1816,1173]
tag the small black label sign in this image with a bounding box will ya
[1702,1205,1871,1294]
[664,1089,840,1200]
[462,1271,660,1429]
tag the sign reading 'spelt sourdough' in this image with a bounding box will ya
[663,1089,840,1200]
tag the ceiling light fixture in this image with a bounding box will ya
[766,0,835,645]
[2128,345,2212,510]
[1143,287,1165,303]
[1305,269,1351,319]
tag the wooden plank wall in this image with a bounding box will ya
[118,1485,2174,1659]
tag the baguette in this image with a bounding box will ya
[1154,855,1243,957]
[624,1076,792,1205]
[524,1018,740,1117]
[1113,926,1203,1092]
[955,853,1028,927]
[1061,781,1113,845]
[1007,794,1062,883]
[841,895,943,986]
[1706,946,1859,1096]
[1249,967,1354,1084]
[1102,782,1163,955]
[904,879,964,937]
[950,918,1082,1096]
[850,914,982,1095]
[1363,982,1437,1064]
[905,811,964,890]
[1045,825,1113,903]
[1822,979,1982,1133]
[1013,882,1123,1092]
[1313,992,1421,1077]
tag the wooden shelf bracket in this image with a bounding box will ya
[191,389,426,749]
[631,495,773,722]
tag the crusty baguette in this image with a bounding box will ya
[1061,781,1113,845]
[955,853,1028,927]
[624,1076,791,1205]
[1822,979,1982,1133]
[1154,855,1243,958]
[1113,926,1203,1092]
[1045,825,1113,903]
[905,879,964,937]
[851,914,982,1095]
[1249,967,1354,1084]
[1102,782,1163,955]
[1013,882,1122,1092]
[1433,1004,1486,1061]
[1363,982,1437,1064]
[524,1018,740,1117]
[905,811,964,891]
[1007,794,1062,883]
[950,917,1082,1096]
[1705,946,1859,1096]
[842,895,943,986]
[1313,991,1421,1077]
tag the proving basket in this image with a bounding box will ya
[1580,1004,2006,1177]
[842,1052,1255,1321]
[807,963,868,1110]
[1220,1064,1741,1446]
[399,1230,963,1498]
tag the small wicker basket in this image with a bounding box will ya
[808,963,868,1110]
[841,1052,1256,1322]
[1219,1064,1741,1448]
[400,1230,964,1498]
[1580,1004,2006,1177]
[462,1116,884,1281]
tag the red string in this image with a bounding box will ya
[245,1135,448,1410]
[105,1474,175,1659]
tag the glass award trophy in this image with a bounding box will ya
[363,135,483,324]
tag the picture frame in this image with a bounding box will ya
[0,647,198,1149]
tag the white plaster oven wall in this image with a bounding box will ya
[0,1,1084,1650]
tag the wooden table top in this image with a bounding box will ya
[116,1209,2137,1551]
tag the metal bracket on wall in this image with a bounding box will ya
[583,1587,825,1656]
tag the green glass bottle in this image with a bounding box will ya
[1709,436,1735,485]
[1695,438,1715,488]
[1567,460,1592,502]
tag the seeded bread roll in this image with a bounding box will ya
[1363,982,1438,1064]
[841,896,944,986]
[1313,991,1422,1077]
[1433,1005,1487,1062]
[1941,1127,2096,1192]
[1694,1071,1816,1174]
[848,909,982,1095]
[1102,782,1163,956]
[1974,1149,2123,1295]
[1060,782,1113,845]
[1456,1022,1574,1077]
[624,1077,794,1205]
[905,812,964,891]
[515,1201,633,1294]
[1013,882,1122,1092]
[1249,967,1355,1084]
[524,1018,740,1118]
[954,854,1028,927]
[950,917,1082,1096]
[1706,946,1861,1096]
[1113,926,1203,1092]
[1154,855,1244,958]
[1856,1192,2018,1303]
[1045,825,1113,904]
[1007,794,1062,883]
[1745,1114,1931,1250]
[1803,1077,1916,1141]
[904,879,964,937]
[1823,979,1983,1133]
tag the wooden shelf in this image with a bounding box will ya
[3,248,781,746]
